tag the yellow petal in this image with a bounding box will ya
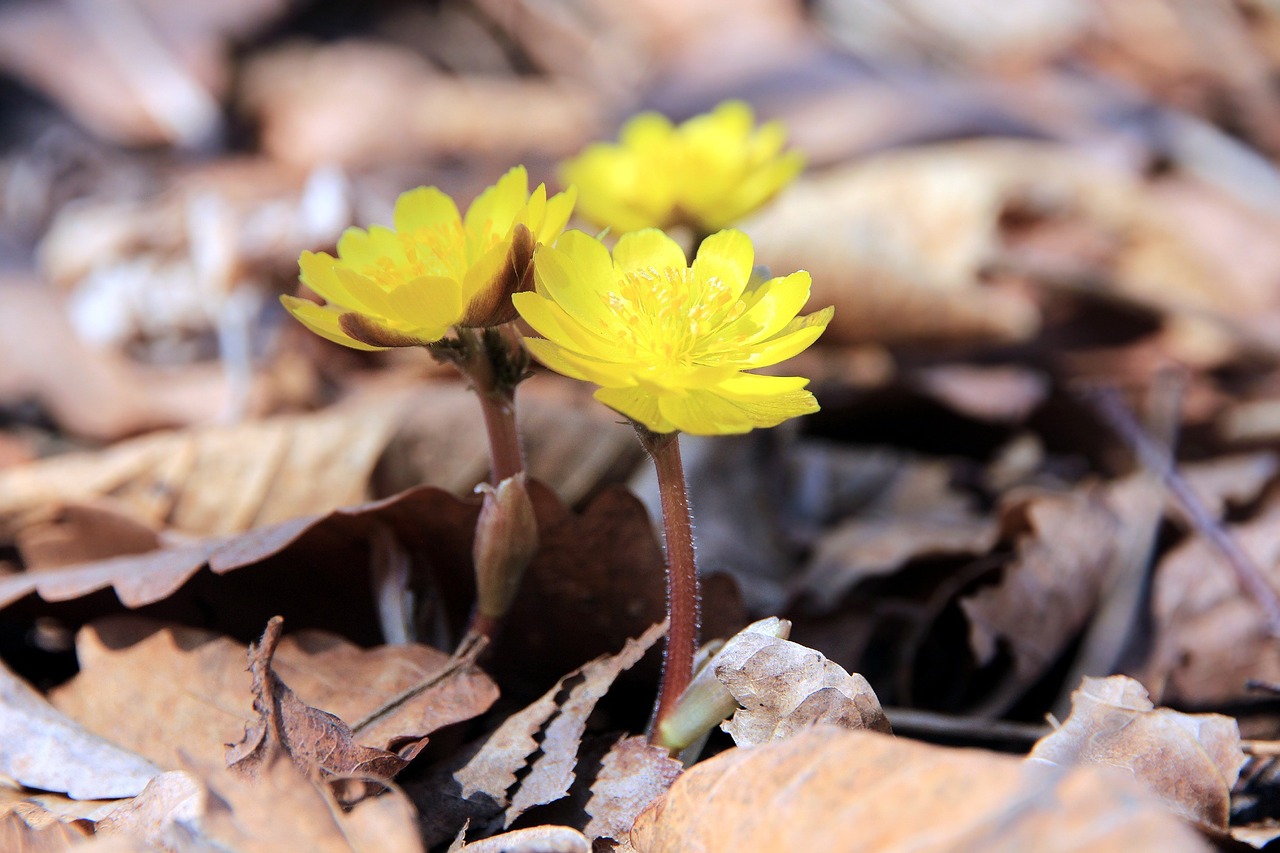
[336,226,383,268]
[594,386,676,432]
[715,373,811,396]
[524,337,633,386]
[521,183,548,232]
[532,233,614,327]
[726,270,813,342]
[620,112,674,148]
[692,229,753,300]
[383,276,463,339]
[280,296,385,351]
[612,229,686,278]
[333,267,397,317]
[659,390,756,435]
[538,186,577,245]
[659,384,819,435]
[393,186,461,233]
[462,238,510,307]
[466,165,528,237]
[734,306,833,368]
[299,251,359,308]
[513,292,626,358]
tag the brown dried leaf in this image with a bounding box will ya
[1143,498,1280,705]
[454,621,666,828]
[226,617,416,783]
[15,503,161,571]
[0,658,159,800]
[1030,675,1245,830]
[583,736,682,843]
[714,632,891,746]
[630,727,1213,853]
[49,616,495,771]
[960,488,1120,699]
[104,757,422,852]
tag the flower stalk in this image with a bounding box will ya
[635,423,701,742]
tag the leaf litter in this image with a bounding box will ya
[7,0,1280,849]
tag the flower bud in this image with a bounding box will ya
[473,472,539,621]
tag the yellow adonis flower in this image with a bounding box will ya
[560,100,804,235]
[513,228,832,435]
[282,166,575,349]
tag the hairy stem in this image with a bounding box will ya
[635,425,700,743]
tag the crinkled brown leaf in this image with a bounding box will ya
[0,812,92,853]
[714,632,891,746]
[448,825,591,853]
[583,736,682,843]
[0,658,160,800]
[1030,675,1245,830]
[455,621,665,827]
[15,502,162,571]
[630,727,1212,853]
[226,617,414,783]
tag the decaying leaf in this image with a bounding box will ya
[714,631,891,746]
[0,658,160,800]
[630,727,1213,852]
[960,488,1120,703]
[1144,497,1280,706]
[1030,675,1245,830]
[226,617,416,784]
[582,736,682,843]
[456,621,665,827]
[0,812,92,852]
[48,615,496,771]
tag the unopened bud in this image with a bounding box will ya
[473,473,539,620]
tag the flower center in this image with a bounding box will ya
[357,221,503,289]
[602,266,747,367]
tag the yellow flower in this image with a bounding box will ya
[513,228,832,435]
[282,166,576,349]
[560,100,804,234]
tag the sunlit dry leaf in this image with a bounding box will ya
[960,488,1120,703]
[455,621,665,827]
[226,618,415,784]
[241,40,599,169]
[1143,498,1280,706]
[1030,675,1245,830]
[0,658,159,800]
[94,771,202,849]
[911,363,1050,424]
[49,616,496,771]
[714,632,890,746]
[583,736,682,843]
[630,727,1213,852]
[450,824,590,853]
[0,389,410,541]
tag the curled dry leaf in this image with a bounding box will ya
[630,727,1213,853]
[48,615,496,771]
[583,736,682,843]
[960,488,1120,703]
[714,631,891,747]
[0,812,90,852]
[1029,675,1245,830]
[226,617,418,784]
[0,658,160,800]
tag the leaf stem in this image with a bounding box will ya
[634,424,700,743]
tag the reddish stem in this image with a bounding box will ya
[637,426,700,741]
[477,387,523,484]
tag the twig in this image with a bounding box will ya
[1086,385,1280,635]
[884,707,1049,752]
